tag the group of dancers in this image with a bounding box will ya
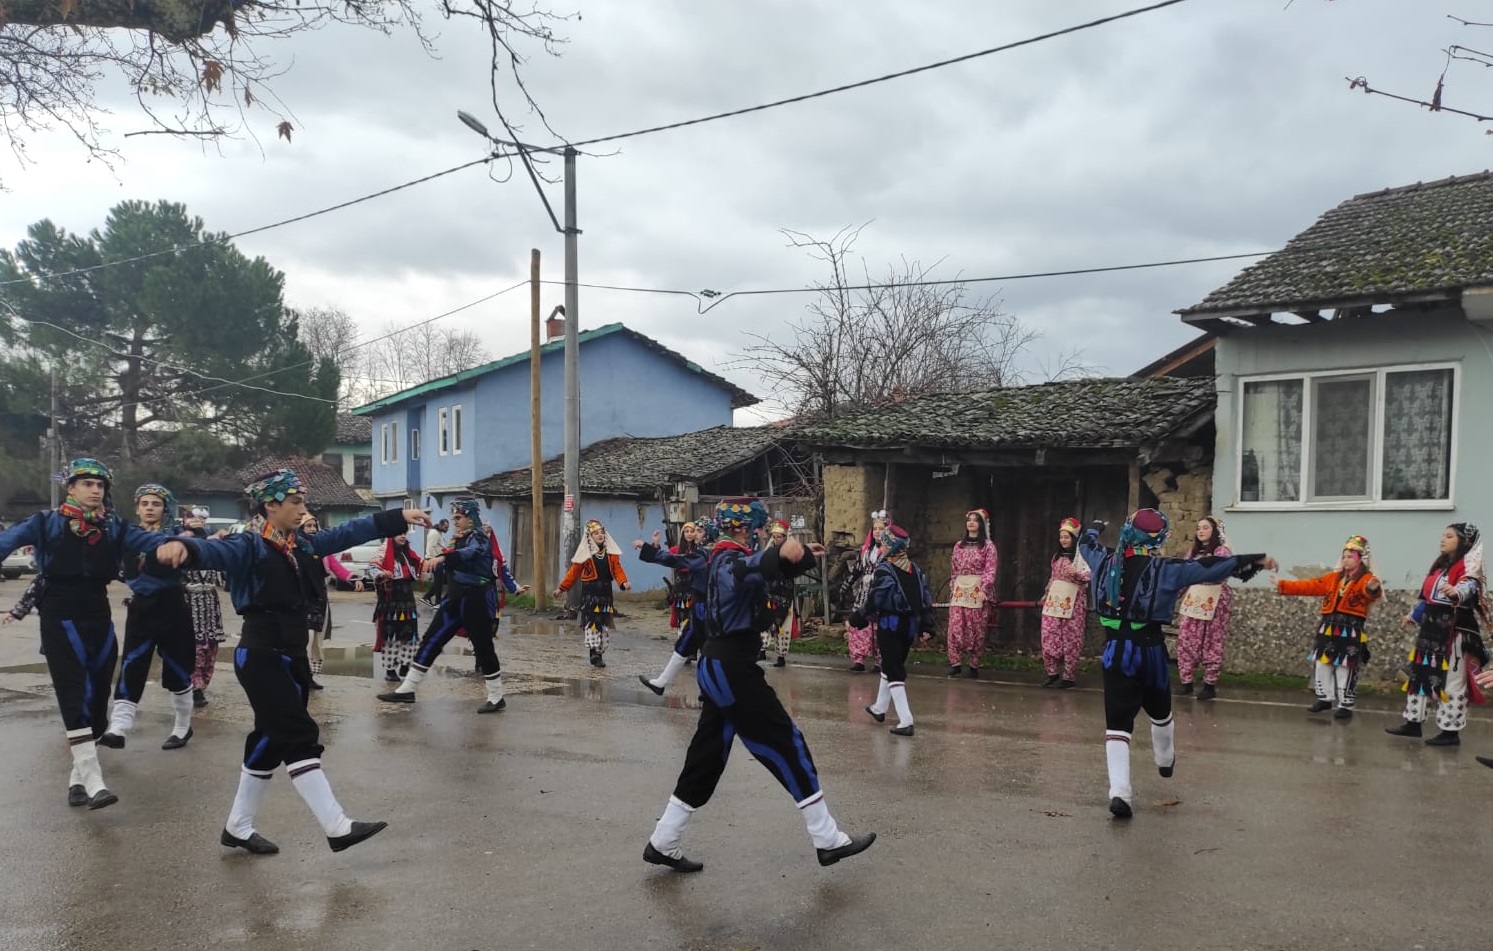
[4,457,1492,870]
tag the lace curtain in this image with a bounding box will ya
[1382,369,1453,500]
[1240,380,1302,502]
[1311,377,1372,498]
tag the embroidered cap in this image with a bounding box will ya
[246,469,305,507]
[451,498,483,524]
[65,458,113,485]
[693,517,720,544]
[585,519,605,534]
[768,519,790,538]
[880,524,911,556]
[1342,534,1370,555]
[1059,516,1082,536]
[716,498,769,532]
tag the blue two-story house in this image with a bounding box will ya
[352,321,757,583]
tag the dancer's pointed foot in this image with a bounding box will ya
[816,832,876,867]
[96,733,124,750]
[161,727,193,750]
[644,842,703,873]
[477,698,506,714]
[1108,797,1132,820]
[66,784,87,807]
[221,829,280,855]
[377,691,416,703]
[87,789,119,810]
[638,675,665,697]
[328,820,387,853]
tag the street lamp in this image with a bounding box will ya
[457,109,583,616]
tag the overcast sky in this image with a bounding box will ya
[4,0,1492,423]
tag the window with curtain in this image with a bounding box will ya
[1381,368,1454,500]
[1311,376,1373,499]
[1240,379,1303,502]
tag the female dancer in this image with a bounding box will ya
[1275,535,1382,720]
[638,519,713,694]
[1174,516,1234,701]
[762,520,798,667]
[844,510,888,672]
[1386,523,1487,746]
[370,530,423,684]
[181,509,228,708]
[1040,517,1090,688]
[556,519,630,668]
[947,509,998,678]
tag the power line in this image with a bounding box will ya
[566,0,1195,149]
[0,155,508,288]
[538,250,1275,314]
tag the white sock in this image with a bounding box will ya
[68,764,82,789]
[288,760,353,837]
[1150,715,1175,770]
[889,682,913,728]
[67,729,106,796]
[484,672,504,704]
[107,699,138,737]
[798,793,850,850]
[396,663,428,695]
[1105,731,1132,802]
[648,795,696,858]
[1333,665,1354,709]
[1313,662,1332,701]
[169,688,193,738]
[654,652,689,689]
[870,675,891,716]
[226,768,273,838]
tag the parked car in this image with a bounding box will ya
[2,546,35,580]
[330,541,384,590]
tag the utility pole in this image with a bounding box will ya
[561,146,582,610]
[48,365,59,509]
[529,248,547,610]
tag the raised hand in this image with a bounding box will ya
[402,509,432,528]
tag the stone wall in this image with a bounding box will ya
[1142,454,1213,558]
[1224,587,1417,683]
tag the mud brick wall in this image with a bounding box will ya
[1143,460,1213,558]
[823,463,883,546]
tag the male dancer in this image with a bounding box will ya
[0,459,170,809]
[636,519,715,695]
[643,498,875,872]
[377,499,526,714]
[153,469,429,854]
[99,484,197,751]
[1077,510,1275,820]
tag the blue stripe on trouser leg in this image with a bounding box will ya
[413,602,464,668]
[116,638,157,699]
[739,736,806,801]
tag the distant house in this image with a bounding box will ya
[352,321,758,551]
[471,424,807,590]
[795,377,1216,647]
[322,414,373,497]
[236,455,374,527]
[1177,171,1493,590]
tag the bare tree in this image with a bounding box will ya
[733,225,1050,418]
[352,319,491,402]
[1,0,571,167]
[295,305,366,408]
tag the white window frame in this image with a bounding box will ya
[380,423,390,464]
[438,407,450,456]
[389,421,399,463]
[452,404,464,455]
[411,427,421,461]
[1231,361,1460,512]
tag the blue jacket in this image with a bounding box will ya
[639,542,709,598]
[171,509,407,614]
[701,540,816,655]
[1078,523,1260,626]
[443,529,497,587]
[0,510,168,590]
[850,560,936,637]
[123,526,191,596]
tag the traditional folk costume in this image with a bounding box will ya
[1387,523,1488,745]
[644,498,875,874]
[100,484,197,751]
[557,519,629,668]
[0,459,169,810]
[1275,535,1382,720]
[303,544,356,689]
[852,525,936,737]
[378,499,511,714]
[638,518,716,695]
[1079,509,1268,819]
[1174,515,1234,700]
[947,509,998,678]
[1040,517,1091,688]
[181,510,228,708]
[762,520,798,667]
[162,469,407,855]
[844,512,888,672]
[371,538,423,683]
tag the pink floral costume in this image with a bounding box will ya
[846,523,884,669]
[1175,545,1233,687]
[1040,553,1090,681]
[947,536,998,669]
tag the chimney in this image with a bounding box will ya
[545,305,565,341]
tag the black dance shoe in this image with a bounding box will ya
[1385,721,1422,738]
[1198,684,1217,702]
[192,689,208,708]
[948,665,963,678]
[67,784,87,807]
[1476,755,1493,770]
[328,820,387,853]
[850,663,866,672]
[889,724,915,737]
[307,679,325,691]
[774,656,787,668]
[96,733,124,749]
[1108,797,1132,820]
[1333,707,1354,720]
[638,675,665,697]
[221,829,280,855]
[1041,674,1059,688]
[1159,757,1175,779]
[864,705,885,723]
[1425,730,1460,747]
[377,691,416,703]
[87,788,119,810]
[1308,699,1332,713]
[383,670,401,683]
[477,698,506,714]
[816,832,876,867]
[967,667,979,679]
[644,842,704,873]
[161,727,193,751]
[1057,679,1076,690]
[1177,681,1194,696]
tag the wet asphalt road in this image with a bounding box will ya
[0,593,1490,951]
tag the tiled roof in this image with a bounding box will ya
[352,323,759,414]
[794,377,1214,451]
[471,424,791,498]
[237,456,374,509]
[334,414,371,444]
[1180,172,1493,317]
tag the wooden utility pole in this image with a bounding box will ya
[530,248,547,610]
